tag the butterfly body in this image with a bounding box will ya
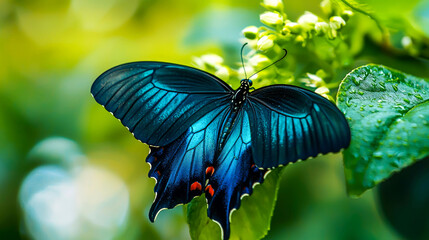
[91,61,351,240]
[217,79,252,149]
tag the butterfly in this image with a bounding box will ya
[90,48,351,240]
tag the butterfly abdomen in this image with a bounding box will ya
[218,111,237,150]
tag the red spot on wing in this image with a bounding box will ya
[205,166,215,176]
[251,164,255,168]
[190,181,202,191]
[156,170,161,176]
[205,184,214,197]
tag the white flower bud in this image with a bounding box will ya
[249,54,271,67]
[260,11,284,27]
[298,11,319,25]
[200,54,224,66]
[262,0,284,11]
[285,22,301,33]
[315,22,329,35]
[192,57,204,68]
[215,66,229,80]
[315,86,330,95]
[307,73,323,87]
[242,26,259,39]
[330,16,346,30]
[257,35,275,51]
[315,86,331,100]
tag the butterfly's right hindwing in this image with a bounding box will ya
[91,62,233,146]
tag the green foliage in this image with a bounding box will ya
[337,64,429,196]
[377,157,429,240]
[187,168,283,240]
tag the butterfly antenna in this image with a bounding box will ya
[249,49,288,79]
[240,43,248,79]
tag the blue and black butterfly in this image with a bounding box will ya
[91,47,351,240]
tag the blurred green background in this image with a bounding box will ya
[0,0,427,239]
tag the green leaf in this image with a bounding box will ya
[337,64,429,197]
[186,168,284,240]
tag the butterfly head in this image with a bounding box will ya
[240,79,252,87]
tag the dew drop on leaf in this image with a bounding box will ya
[352,77,361,86]
[414,94,423,100]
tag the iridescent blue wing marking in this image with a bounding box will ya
[245,85,351,169]
[91,62,233,146]
[205,109,268,240]
[146,105,230,221]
